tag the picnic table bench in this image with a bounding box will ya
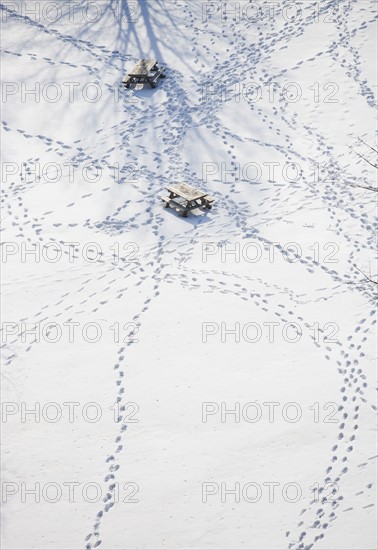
[123,58,166,89]
[161,183,214,217]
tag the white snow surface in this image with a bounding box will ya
[1,1,377,549]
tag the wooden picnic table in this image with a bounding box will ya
[123,58,166,89]
[161,183,214,217]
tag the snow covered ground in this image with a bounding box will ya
[1,1,377,549]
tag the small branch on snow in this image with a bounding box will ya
[355,266,378,285]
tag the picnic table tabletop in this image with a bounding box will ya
[128,58,158,76]
[166,183,208,201]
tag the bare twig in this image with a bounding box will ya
[352,148,378,170]
[358,137,378,155]
[349,181,378,192]
[355,266,378,285]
